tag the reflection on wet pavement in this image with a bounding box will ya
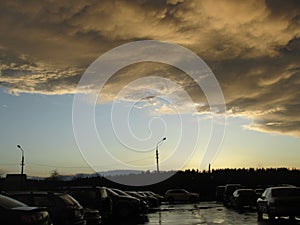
[145,202,300,225]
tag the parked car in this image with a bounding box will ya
[125,191,149,212]
[65,186,113,220]
[254,188,264,198]
[8,192,86,225]
[126,191,147,202]
[215,186,225,202]
[110,188,148,214]
[0,194,52,225]
[257,186,300,220]
[82,208,101,225]
[106,188,141,219]
[223,184,242,206]
[143,191,164,204]
[230,189,257,210]
[137,191,159,207]
[164,189,199,203]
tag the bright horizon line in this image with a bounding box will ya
[4,166,299,179]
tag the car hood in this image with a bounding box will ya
[117,195,138,201]
[190,193,199,197]
[13,206,42,211]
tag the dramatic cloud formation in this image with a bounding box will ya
[0,0,299,137]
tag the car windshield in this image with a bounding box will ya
[129,192,142,198]
[58,194,81,206]
[106,188,118,196]
[113,189,130,196]
[272,188,300,197]
[239,190,255,196]
[0,194,27,208]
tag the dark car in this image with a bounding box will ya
[257,186,300,220]
[8,192,86,225]
[215,186,225,202]
[110,188,148,213]
[126,191,148,203]
[125,191,150,212]
[0,194,52,225]
[138,191,160,207]
[65,186,113,220]
[106,188,141,219]
[82,208,101,225]
[144,191,164,203]
[164,189,199,203]
[111,189,148,214]
[230,189,257,210]
[223,184,242,206]
[255,188,264,198]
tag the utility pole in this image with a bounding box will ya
[155,137,166,173]
[17,145,25,175]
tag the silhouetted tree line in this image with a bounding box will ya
[1,167,299,201]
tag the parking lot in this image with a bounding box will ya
[110,202,300,225]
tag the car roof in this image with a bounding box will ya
[9,191,50,194]
[166,189,187,192]
[236,189,254,191]
[268,186,300,190]
[234,189,256,194]
[225,184,241,186]
[67,186,105,189]
[9,191,64,196]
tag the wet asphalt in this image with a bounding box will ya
[108,202,300,225]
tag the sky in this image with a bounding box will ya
[0,0,300,178]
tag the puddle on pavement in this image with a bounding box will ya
[106,202,300,225]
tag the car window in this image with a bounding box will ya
[113,189,130,196]
[86,190,97,199]
[261,189,268,198]
[10,195,32,205]
[33,196,56,207]
[138,192,146,197]
[0,195,27,208]
[58,194,80,207]
[239,190,255,196]
[106,188,118,196]
[272,188,300,197]
[71,190,97,200]
[98,188,108,199]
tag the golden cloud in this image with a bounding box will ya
[0,0,299,137]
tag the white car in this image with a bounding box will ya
[257,186,300,220]
[164,189,199,203]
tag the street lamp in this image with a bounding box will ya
[17,145,25,175]
[156,137,166,172]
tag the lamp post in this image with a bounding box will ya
[17,145,25,175]
[156,137,166,172]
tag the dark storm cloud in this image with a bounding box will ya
[0,0,299,136]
